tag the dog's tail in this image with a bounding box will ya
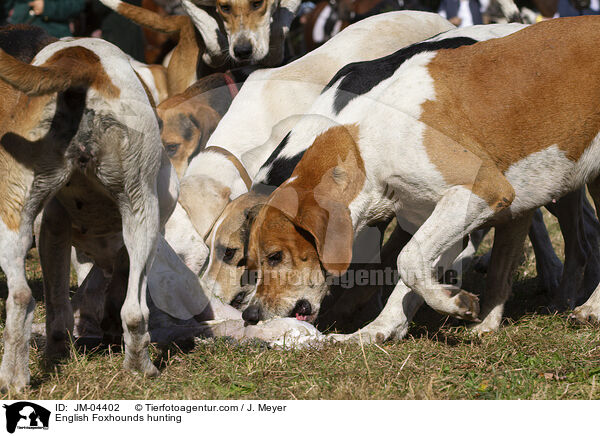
[98,0,187,34]
[0,45,119,97]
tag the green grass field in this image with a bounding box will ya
[0,211,598,400]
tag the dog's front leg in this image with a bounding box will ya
[472,211,532,335]
[398,182,513,321]
[328,281,423,344]
[39,198,75,361]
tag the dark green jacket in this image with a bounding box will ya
[6,0,85,38]
[92,0,145,62]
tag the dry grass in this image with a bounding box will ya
[0,210,598,400]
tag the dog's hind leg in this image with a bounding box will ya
[572,179,600,323]
[39,198,75,361]
[116,171,161,377]
[579,195,600,304]
[0,222,35,392]
[545,189,589,310]
[528,208,562,297]
[472,211,532,334]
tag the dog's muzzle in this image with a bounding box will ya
[233,39,253,60]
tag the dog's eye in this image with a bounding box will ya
[165,143,179,157]
[251,0,263,9]
[231,291,246,309]
[223,247,238,263]
[219,3,231,13]
[266,250,283,267]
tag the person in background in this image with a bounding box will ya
[4,0,85,37]
[1,3,9,25]
[438,0,484,26]
[557,0,599,16]
[91,0,146,62]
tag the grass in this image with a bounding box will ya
[0,210,598,400]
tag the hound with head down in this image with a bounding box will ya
[0,26,176,391]
[176,11,454,302]
[241,16,600,340]
[200,23,527,312]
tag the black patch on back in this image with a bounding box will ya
[0,24,56,63]
[260,132,291,171]
[263,151,305,187]
[325,36,479,115]
[252,131,305,191]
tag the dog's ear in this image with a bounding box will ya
[179,175,231,239]
[269,186,353,276]
[181,0,229,67]
[295,196,353,276]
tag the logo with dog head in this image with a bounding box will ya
[3,402,50,433]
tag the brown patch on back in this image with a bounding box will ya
[43,47,120,98]
[421,16,600,183]
[0,45,120,98]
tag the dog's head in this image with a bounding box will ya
[216,0,278,63]
[200,191,267,308]
[182,0,300,66]
[242,124,365,324]
[157,98,221,178]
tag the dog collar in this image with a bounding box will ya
[204,146,252,190]
[223,72,239,100]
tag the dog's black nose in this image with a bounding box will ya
[242,304,261,324]
[292,299,312,317]
[233,41,253,60]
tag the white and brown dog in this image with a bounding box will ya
[198,22,527,311]
[98,0,300,95]
[0,26,177,391]
[241,16,600,341]
[175,11,455,250]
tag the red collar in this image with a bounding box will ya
[223,71,239,99]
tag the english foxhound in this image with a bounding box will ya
[241,17,600,341]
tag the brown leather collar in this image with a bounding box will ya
[204,146,252,190]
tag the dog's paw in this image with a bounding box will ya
[470,319,499,337]
[123,355,160,378]
[0,369,29,393]
[438,287,480,321]
[451,290,480,321]
[328,330,386,345]
[570,304,600,324]
[45,330,71,362]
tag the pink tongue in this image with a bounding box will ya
[295,314,309,321]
